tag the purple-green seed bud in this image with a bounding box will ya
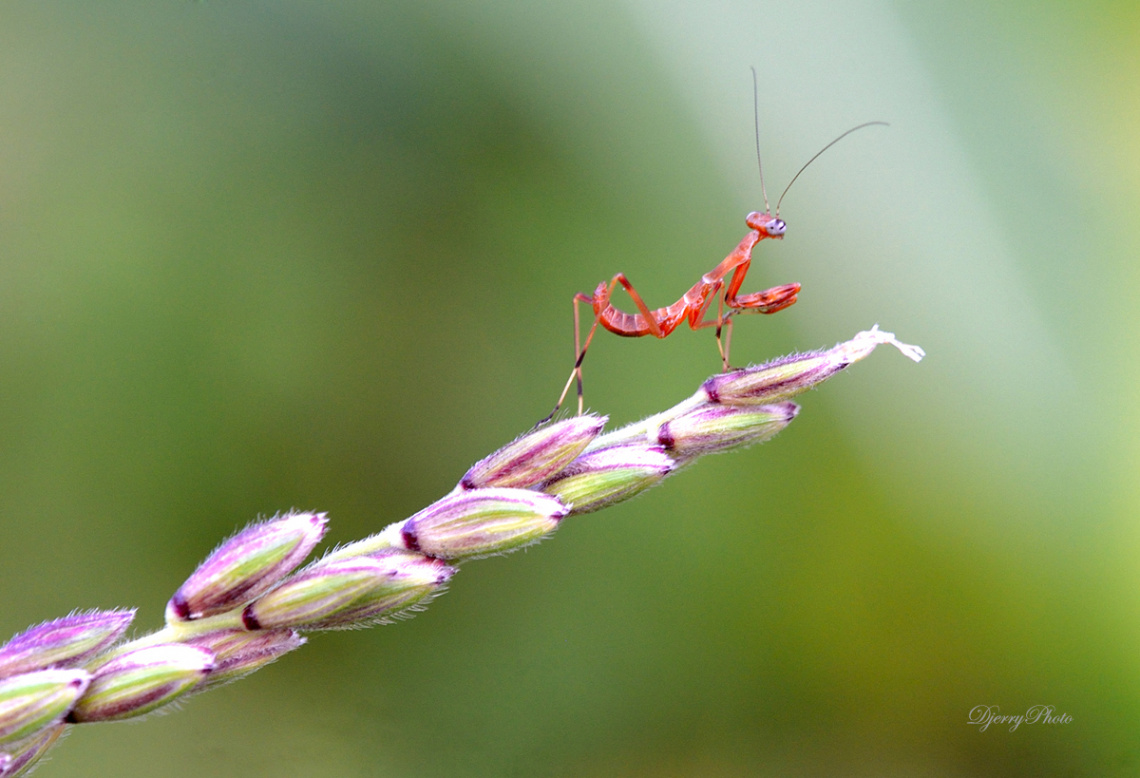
[703,326,924,405]
[184,629,306,690]
[541,445,674,515]
[243,551,455,631]
[167,512,328,623]
[0,670,89,745]
[68,644,215,723]
[702,351,843,406]
[658,402,797,459]
[461,415,606,490]
[400,488,568,560]
[0,722,64,778]
[0,610,135,678]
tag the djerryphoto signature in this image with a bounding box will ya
[968,705,1073,732]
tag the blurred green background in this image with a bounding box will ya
[2,1,1137,775]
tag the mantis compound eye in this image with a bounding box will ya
[764,219,786,237]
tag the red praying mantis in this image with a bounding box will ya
[544,78,886,422]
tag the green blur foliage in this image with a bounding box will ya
[2,1,1138,775]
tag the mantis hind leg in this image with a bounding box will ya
[540,293,598,425]
[541,272,670,424]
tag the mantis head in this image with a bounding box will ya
[746,211,787,239]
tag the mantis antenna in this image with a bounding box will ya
[750,66,771,214]
[775,120,889,215]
